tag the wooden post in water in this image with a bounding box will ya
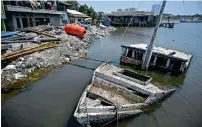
[141,0,167,70]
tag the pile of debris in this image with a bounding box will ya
[1,25,116,88]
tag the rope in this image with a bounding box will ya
[65,54,107,63]
[99,105,119,127]
[119,0,144,43]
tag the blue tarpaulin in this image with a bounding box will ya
[80,24,89,30]
[1,32,17,38]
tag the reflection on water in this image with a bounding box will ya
[2,23,202,127]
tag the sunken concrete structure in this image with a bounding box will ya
[74,62,175,125]
[121,43,193,73]
[3,1,69,31]
[109,11,157,27]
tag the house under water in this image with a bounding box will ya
[120,43,193,73]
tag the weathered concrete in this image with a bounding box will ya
[121,43,193,73]
[73,62,176,125]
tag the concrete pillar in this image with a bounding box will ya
[126,48,129,57]
[153,56,158,65]
[132,50,135,58]
[27,16,30,27]
[180,62,185,72]
[142,52,146,61]
[166,58,170,68]
[32,17,36,27]
[12,14,18,30]
[122,47,126,55]
[19,16,23,28]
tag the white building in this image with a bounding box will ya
[152,4,161,15]
[66,9,90,24]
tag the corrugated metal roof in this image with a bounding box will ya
[67,9,84,15]
[67,9,90,18]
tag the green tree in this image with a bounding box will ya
[78,3,99,20]
[92,12,98,20]
[79,4,88,15]
[66,1,79,11]
[87,7,94,17]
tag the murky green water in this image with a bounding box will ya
[2,23,202,127]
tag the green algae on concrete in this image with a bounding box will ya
[1,67,53,103]
[120,65,185,87]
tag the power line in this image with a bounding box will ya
[119,0,144,43]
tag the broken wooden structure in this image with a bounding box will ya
[120,43,193,73]
[1,42,58,62]
[74,62,176,125]
[159,22,174,28]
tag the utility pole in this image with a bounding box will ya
[141,0,167,70]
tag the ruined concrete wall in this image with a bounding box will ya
[5,12,15,31]
[5,12,62,31]
[49,15,61,26]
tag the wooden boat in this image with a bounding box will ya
[74,62,176,125]
[121,43,193,73]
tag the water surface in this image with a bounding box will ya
[2,23,202,127]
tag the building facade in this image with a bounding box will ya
[67,9,90,24]
[109,11,157,27]
[1,1,6,31]
[3,1,69,31]
[152,4,161,15]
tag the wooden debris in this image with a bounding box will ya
[27,29,57,38]
[1,38,61,44]
[1,42,58,61]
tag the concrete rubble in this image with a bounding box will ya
[1,25,116,88]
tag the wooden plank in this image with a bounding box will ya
[27,29,56,38]
[1,42,58,61]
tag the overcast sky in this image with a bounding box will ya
[78,1,202,15]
